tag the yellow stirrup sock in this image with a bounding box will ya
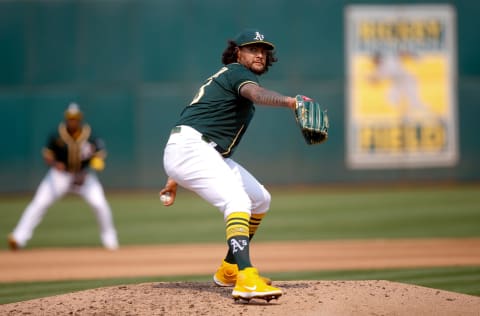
[249,213,266,240]
[225,212,250,240]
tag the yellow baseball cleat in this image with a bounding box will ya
[232,267,282,303]
[213,260,238,286]
[213,260,272,287]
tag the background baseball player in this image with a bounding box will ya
[159,28,307,302]
[8,103,119,251]
[368,51,432,119]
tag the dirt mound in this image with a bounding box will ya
[2,239,480,315]
[2,280,479,315]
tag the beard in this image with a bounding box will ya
[249,63,266,75]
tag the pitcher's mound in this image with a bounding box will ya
[1,280,479,316]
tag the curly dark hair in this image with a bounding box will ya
[221,40,277,74]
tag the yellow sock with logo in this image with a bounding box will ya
[225,212,251,270]
[224,212,266,265]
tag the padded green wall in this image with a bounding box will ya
[1,0,479,192]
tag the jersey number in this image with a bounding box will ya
[190,67,228,105]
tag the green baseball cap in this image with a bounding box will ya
[234,29,275,50]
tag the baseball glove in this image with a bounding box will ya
[294,95,329,145]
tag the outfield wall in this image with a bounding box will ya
[1,0,479,192]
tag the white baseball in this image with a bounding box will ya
[160,194,171,203]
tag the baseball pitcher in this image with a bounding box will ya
[159,29,327,303]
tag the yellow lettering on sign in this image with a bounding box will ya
[403,125,419,151]
[360,124,446,152]
[396,21,410,40]
[359,22,375,40]
[425,20,441,38]
[423,125,445,150]
[360,127,373,151]
[357,20,443,42]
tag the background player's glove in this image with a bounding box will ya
[294,95,329,145]
[90,156,105,171]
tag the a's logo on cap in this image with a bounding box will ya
[254,31,264,41]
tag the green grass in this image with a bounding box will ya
[1,185,479,248]
[0,184,479,304]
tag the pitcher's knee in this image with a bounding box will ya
[223,194,252,219]
[253,189,271,214]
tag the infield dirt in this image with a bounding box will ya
[1,238,480,315]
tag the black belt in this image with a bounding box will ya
[170,126,225,155]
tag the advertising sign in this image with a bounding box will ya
[345,5,458,169]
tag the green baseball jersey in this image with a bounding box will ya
[43,123,106,172]
[176,63,259,157]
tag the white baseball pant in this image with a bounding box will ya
[163,125,271,219]
[11,168,118,250]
